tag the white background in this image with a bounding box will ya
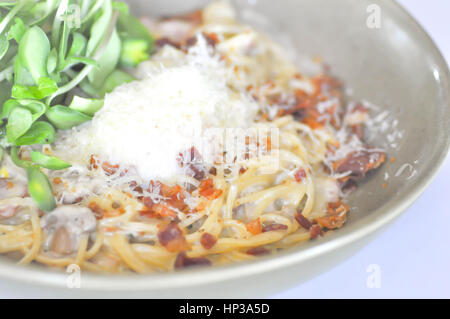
[274,0,450,299]
[0,0,448,299]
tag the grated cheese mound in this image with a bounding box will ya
[54,38,258,183]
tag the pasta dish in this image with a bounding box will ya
[0,0,386,273]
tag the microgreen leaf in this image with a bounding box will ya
[26,165,56,212]
[0,34,9,60]
[14,121,55,146]
[12,77,58,100]
[7,17,25,43]
[67,32,87,57]
[88,27,120,87]
[47,48,58,74]
[17,26,50,83]
[6,106,32,142]
[69,95,104,116]
[30,150,71,170]
[117,10,154,51]
[120,37,150,68]
[112,2,129,15]
[13,56,35,86]
[100,69,135,95]
[46,105,92,130]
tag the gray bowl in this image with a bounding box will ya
[0,0,448,298]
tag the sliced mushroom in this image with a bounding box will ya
[41,206,97,256]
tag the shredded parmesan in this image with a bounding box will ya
[54,37,258,183]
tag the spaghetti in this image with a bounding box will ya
[0,1,386,273]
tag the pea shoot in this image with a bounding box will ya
[0,0,154,211]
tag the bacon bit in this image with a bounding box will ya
[333,150,386,180]
[247,246,270,256]
[104,226,119,233]
[315,201,349,230]
[102,162,119,176]
[177,147,206,181]
[262,223,288,232]
[185,32,218,49]
[5,181,14,189]
[88,202,105,220]
[294,168,307,182]
[302,117,323,130]
[209,167,217,176]
[161,184,187,211]
[155,37,181,49]
[200,232,217,250]
[53,177,62,185]
[89,155,98,170]
[198,178,223,200]
[140,200,178,219]
[382,183,387,188]
[239,167,247,175]
[390,157,396,163]
[157,222,189,252]
[246,218,262,235]
[295,213,312,230]
[152,203,178,218]
[174,252,211,269]
[310,224,322,239]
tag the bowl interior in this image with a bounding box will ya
[0,0,448,294]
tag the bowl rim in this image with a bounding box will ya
[0,0,448,292]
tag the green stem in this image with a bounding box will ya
[10,146,32,168]
[0,0,27,35]
[47,10,119,104]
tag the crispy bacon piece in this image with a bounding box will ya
[140,182,188,219]
[185,32,219,49]
[309,224,322,239]
[198,178,223,200]
[177,147,206,181]
[246,218,262,235]
[174,252,211,269]
[157,222,189,252]
[89,155,98,170]
[88,202,105,220]
[200,232,217,250]
[294,168,307,182]
[295,213,312,230]
[279,73,343,129]
[102,162,119,176]
[247,246,270,256]
[315,201,349,230]
[262,223,288,232]
[155,37,182,49]
[333,150,386,180]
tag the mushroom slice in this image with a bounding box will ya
[41,206,97,256]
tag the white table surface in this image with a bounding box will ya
[274,0,450,299]
[0,0,448,299]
